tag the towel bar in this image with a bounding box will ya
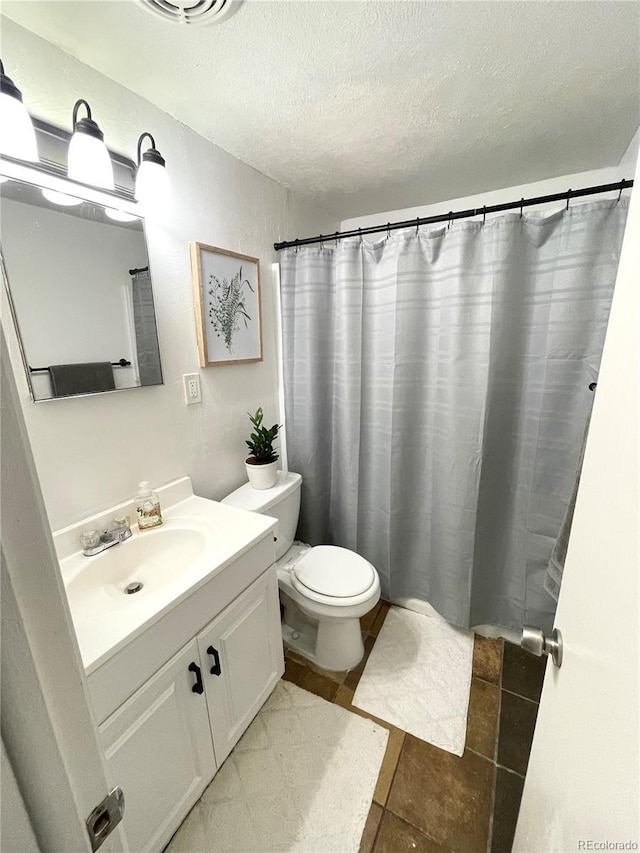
[29,358,131,374]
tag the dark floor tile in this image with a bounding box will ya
[300,668,340,702]
[502,641,546,703]
[344,634,376,691]
[284,648,346,684]
[282,657,307,687]
[387,735,494,853]
[282,659,339,702]
[497,691,538,776]
[360,601,382,635]
[472,635,503,685]
[359,802,383,853]
[373,728,406,807]
[374,811,450,853]
[370,601,391,637]
[466,677,500,759]
[491,768,525,853]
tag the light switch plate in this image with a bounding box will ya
[183,373,202,405]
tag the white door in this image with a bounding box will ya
[514,161,640,847]
[100,639,216,853]
[197,567,284,765]
[1,327,125,853]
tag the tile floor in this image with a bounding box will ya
[282,602,546,853]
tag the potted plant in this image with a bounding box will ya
[245,407,281,490]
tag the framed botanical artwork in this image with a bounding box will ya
[190,241,262,366]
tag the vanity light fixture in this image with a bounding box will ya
[135,132,171,209]
[68,99,114,190]
[0,59,38,161]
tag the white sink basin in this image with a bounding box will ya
[56,488,278,673]
[66,526,208,617]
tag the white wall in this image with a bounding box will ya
[1,19,336,531]
[341,129,639,233]
[1,740,40,853]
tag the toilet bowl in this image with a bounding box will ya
[221,472,380,671]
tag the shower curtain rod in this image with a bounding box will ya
[273,178,634,251]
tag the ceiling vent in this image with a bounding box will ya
[136,0,241,26]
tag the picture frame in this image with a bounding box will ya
[190,241,262,367]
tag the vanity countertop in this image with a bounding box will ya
[56,483,276,674]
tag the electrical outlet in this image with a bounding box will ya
[183,373,202,405]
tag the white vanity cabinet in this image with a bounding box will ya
[99,639,216,853]
[197,563,282,764]
[96,561,283,853]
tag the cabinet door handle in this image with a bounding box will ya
[207,645,222,676]
[188,662,204,694]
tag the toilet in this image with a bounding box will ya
[222,471,380,671]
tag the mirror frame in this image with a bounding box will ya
[0,172,163,403]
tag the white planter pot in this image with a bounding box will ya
[245,459,278,490]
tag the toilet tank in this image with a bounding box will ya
[221,472,302,560]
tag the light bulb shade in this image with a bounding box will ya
[0,91,38,161]
[105,207,137,222]
[135,158,171,209]
[42,188,83,207]
[68,129,114,189]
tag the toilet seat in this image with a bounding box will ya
[291,545,377,606]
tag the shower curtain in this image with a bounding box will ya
[280,200,628,632]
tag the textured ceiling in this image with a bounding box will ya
[2,0,639,218]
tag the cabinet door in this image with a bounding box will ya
[99,639,216,853]
[197,566,284,765]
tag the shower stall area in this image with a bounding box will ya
[277,185,630,637]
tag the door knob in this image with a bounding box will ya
[521,626,564,668]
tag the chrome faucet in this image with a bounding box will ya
[81,516,132,557]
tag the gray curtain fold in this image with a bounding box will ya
[280,200,628,632]
[131,268,162,387]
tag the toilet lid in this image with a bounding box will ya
[293,546,375,598]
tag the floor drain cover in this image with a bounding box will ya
[125,582,144,595]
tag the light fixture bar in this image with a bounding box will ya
[0,151,135,202]
[0,155,139,218]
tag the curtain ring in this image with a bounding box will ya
[358,227,362,244]
[566,189,572,211]
[447,211,453,230]
[415,217,420,236]
[519,198,524,218]
[617,179,625,203]
[319,234,324,249]
[294,239,299,254]
[386,222,391,240]
[482,206,487,226]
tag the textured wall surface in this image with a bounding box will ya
[341,163,638,234]
[2,1,639,218]
[1,19,336,530]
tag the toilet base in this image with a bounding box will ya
[280,589,367,672]
[316,617,364,671]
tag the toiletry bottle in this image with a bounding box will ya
[135,481,163,530]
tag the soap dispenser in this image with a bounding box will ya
[135,481,163,530]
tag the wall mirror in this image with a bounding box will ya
[0,176,163,401]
